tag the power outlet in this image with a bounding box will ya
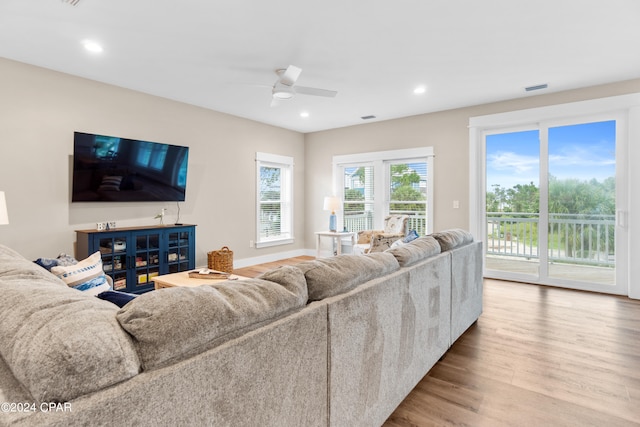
[249,240,254,248]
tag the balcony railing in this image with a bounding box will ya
[487,212,615,267]
[343,211,427,236]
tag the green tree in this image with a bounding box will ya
[390,164,420,187]
[344,188,365,212]
[548,175,615,257]
[389,164,424,211]
[486,184,508,212]
[507,182,539,213]
[390,186,424,211]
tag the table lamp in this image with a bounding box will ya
[323,196,340,232]
[0,191,8,225]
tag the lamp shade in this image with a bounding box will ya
[0,191,8,225]
[323,196,341,213]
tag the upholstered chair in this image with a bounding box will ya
[353,215,409,254]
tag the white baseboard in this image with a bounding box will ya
[233,248,315,269]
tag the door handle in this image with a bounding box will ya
[616,210,627,228]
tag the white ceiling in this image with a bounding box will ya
[1,0,639,133]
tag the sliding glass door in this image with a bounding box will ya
[484,118,626,294]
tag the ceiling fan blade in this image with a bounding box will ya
[280,65,302,86]
[294,85,338,98]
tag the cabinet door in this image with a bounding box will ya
[166,228,194,273]
[94,232,129,291]
[131,230,162,293]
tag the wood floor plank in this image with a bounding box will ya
[235,259,640,426]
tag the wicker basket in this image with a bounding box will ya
[207,246,234,273]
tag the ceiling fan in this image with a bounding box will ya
[270,65,337,107]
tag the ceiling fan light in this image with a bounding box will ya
[273,88,294,99]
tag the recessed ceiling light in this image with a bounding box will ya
[300,111,310,118]
[82,40,104,53]
[413,85,427,95]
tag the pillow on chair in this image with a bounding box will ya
[369,233,405,253]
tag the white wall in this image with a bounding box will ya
[0,58,306,266]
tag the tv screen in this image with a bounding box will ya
[72,132,189,202]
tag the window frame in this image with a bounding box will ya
[255,152,294,248]
[333,147,434,234]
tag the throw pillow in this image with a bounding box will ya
[403,229,420,243]
[97,290,138,308]
[390,238,406,249]
[51,251,111,296]
[34,253,78,271]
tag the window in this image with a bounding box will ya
[387,160,428,235]
[334,148,433,235]
[136,142,168,171]
[176,153,188,188]
[343,165,375,231]
[256,152,294,248]
[94,135,120,159]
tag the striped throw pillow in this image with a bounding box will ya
[51,251,111,296]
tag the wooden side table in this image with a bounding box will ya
[314,231,356,258]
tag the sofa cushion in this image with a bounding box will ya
[0,244,66,287]
[386,235,442,267]
[0,248,140,403]
[116,277,308,370]
[51,251,111,296]
[256,265,309,303]
[431,229,474,251]
[295,252,400,301]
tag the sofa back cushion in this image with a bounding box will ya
[0,244,66,288]
[117,269,308,370]
[0,246,140,403]
[386,235,442,267]
[431,229,474,252]
[295,252,400,301]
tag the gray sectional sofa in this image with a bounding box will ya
[0,229,482,427]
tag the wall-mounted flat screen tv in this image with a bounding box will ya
[72,132,189,202]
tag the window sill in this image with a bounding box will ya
[255,238,294,249]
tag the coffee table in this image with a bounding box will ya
[152,270,244,290]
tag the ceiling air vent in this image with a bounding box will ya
[525,83,548,92]
[361,115,376,120]
[61,0,81,5]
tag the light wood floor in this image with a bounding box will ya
[234,259,640,427]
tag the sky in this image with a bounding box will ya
[486,120,616,191]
